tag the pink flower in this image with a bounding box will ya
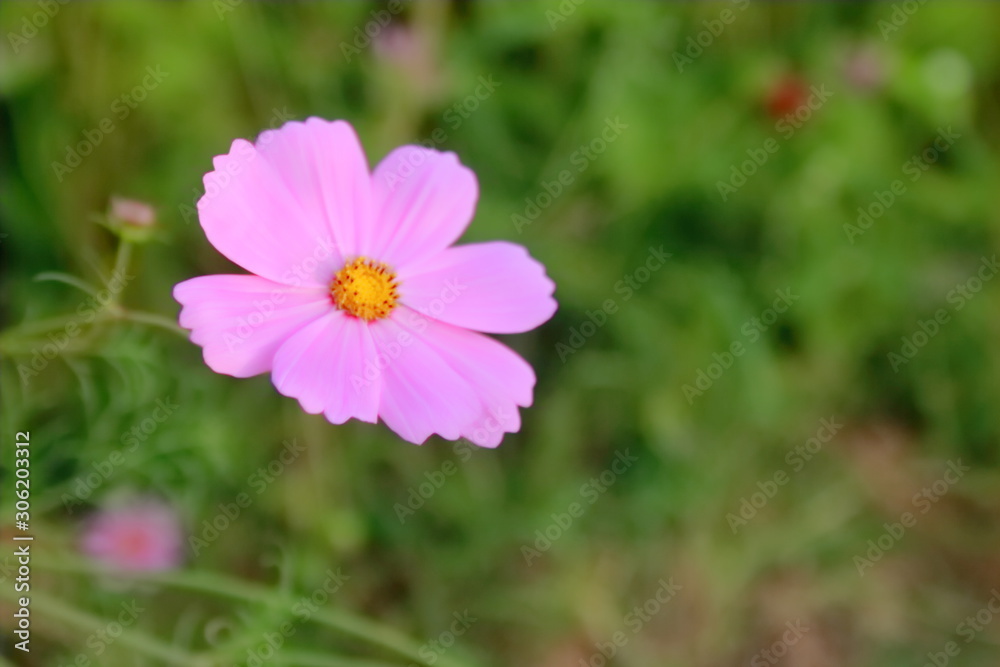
[81,500,183,572]
[174,118,557,446]
[841,43,887,94]
[110,196,156,227]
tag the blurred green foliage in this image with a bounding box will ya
[2,1,1000,666]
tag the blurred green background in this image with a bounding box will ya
[2,1,1000,666]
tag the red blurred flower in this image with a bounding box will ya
[765,76,810,120]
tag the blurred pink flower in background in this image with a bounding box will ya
[372,24,418,62]
[81,498,183,572]
[110,196,156,228]
[373,25,440,92]
[842,43,887,93]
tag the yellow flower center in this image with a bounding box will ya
[330,257,399,321]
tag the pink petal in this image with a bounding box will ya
[81,502,183,572]
[366,308,481,444]
[365,147,478,269]
[198,135,342,286]
[413,313,535,448]
[173,275,331,378]
[370,307,535,446]
[256,118,373,261]
[270,311,380,424]
[398,241,557,334]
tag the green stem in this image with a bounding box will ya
[0,308,186,355]
[3,588,194,665]
[116,310,189,338]
[111,238,133,288]
[0,316,106,357]
[0,239,134,350]
[269,652,404,667]
[34,271,102,299]
[0,311,106,339]
[35,559,469,667]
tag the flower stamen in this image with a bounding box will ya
[330,257,399,321]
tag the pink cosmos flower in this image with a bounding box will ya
[81,499,183,572]
[174,118,557,447]
[110,195,156,228]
